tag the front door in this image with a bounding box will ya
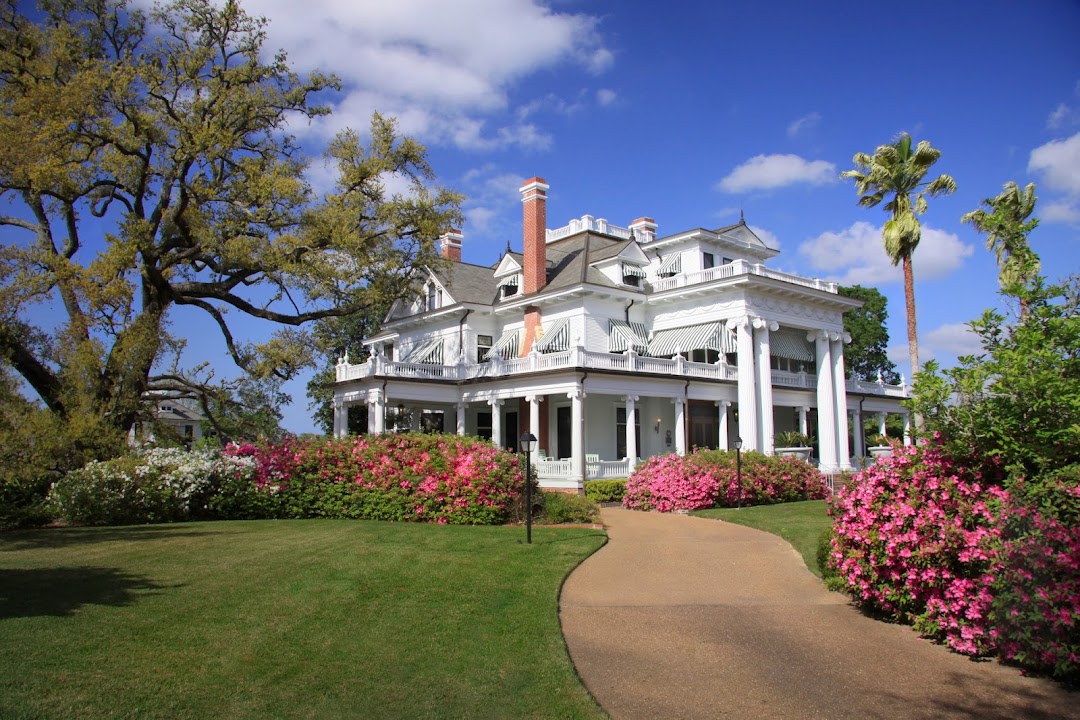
[689,401,719,450]
[504,411,519,451]
[556,406,571,459]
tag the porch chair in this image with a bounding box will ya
[585,453,600,463]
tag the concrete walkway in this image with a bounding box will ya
[560,508,1078,720]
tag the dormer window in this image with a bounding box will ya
[426,284,442,311]
[621,262,646,287]
[497,274,520,298]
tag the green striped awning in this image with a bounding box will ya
[483,328,520,360]
[609,320,649,354]
[770,329,814,362]
[497,274,520,288]
[621,263,647,278]
[404,337,444,364]
[657,253,682,276]
[647,322,725,357]
[532,318,570,353]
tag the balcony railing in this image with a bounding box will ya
[647,259,838,294]
[336,349,907,397]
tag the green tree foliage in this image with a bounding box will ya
[908,276,1080,477]
[0,0,462,438]
[841,134,957,380]
[961,181,1041,311]
[838,284,900,384]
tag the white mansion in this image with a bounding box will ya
[332,177,910,490]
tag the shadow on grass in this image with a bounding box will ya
[0,566,166,619]
[0,525,223,551]
[532,531,607,546]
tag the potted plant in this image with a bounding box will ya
[774,431,813,461]
[867,434,892,458]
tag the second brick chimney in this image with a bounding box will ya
[439,229,463,262]
[519,177,549,355]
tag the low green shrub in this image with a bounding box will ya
[539,491,599,525]
[583,479,626,503]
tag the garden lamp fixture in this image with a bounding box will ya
[519,432,537,544]
[734,437,743,510]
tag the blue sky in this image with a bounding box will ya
[259,0,1080,432]
[18,0,1080,434]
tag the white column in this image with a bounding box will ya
[799,405,809,436]
[333,399,345,438]
[852,407,864,458]
[903,413,912,446]
[569,388,584,485]
[879,412,887,437]
[754,318,777,454]
[372,391,385,434]
[456,403,467,435]
[490,399,503,447]
[526,395,542,467]
[624,395,638,464]
[832,338,852,471]
[410,406,421,432]
[674,398,687,456]
[716,400,730,450]
[367,400,376,434]
[731,317,758,451]
[813,331,838,471]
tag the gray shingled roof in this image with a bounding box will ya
[438,261,501,305]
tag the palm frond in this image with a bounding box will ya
[857,192,885,208]
[924,173,957,196]
[883,212,921,264]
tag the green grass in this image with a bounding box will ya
[693,500,832,576]
[0,520,607,719]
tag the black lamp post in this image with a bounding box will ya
[520,432,537,544]
[734,437,744,509]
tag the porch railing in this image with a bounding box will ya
[535,458,632,481]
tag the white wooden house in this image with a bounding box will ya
[332,177,910,490]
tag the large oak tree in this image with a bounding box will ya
[0,0,461,436]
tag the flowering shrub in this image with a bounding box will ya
[828,443,1007,656]
[584,479,627,503]
[623,449,827,512]
[225,434,528,525]
[49,448,256,526]
[990,468,1080,682]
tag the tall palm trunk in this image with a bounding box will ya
[902,253,922,435]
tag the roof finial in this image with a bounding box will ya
[505,238,512,257]
[740,208,745,223]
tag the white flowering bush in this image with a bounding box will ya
[49,448,255,526]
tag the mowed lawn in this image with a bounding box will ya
[694,500,831,576]
[0,520,608,719]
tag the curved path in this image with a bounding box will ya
[560,508,1077,720]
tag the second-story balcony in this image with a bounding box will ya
[648,258,838,294]
[336,348,908,398]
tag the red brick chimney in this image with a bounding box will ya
[439,229,462,262]
[519,177,549,355]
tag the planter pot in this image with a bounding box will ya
[868,445,893,458]
[775,446,813,461]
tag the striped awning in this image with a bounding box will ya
[647,322,735,357]
[532,318,570,353]
[609,320,649,354]
[483,328,520,360]
[657,253,682,276]
[770,329,814,362]
[404,337,444,364]
[497,274,520,288]
[621,263,647,278]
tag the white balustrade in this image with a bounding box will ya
[647,259,837,294]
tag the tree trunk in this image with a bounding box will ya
[902,254,922,433]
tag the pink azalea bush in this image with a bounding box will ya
[828,443,1006,656]
[623,449,827,512]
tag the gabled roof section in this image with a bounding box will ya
[543,232,630,292]
[715,219,776,251]
[493,253,522,277]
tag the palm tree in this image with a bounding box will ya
[841,134,957,385]
[961,181,1040,316]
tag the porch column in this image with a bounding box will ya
[903,413,912,446]
[410,406,421,432]
[372,390,385,434]
[526,394,542,467]
[624,395,638,464]
[456,403,467,436]
[489,399,503,447]
[367,399,376,434]
[731,317,758,451]
[716,400,731,450]
[754,318,777,454]
[673,398,687,456]
[569,388,584,485]
[332,399,345,438]
[878,412,887,437]
[832,337,852,470]
[799,405,809,436]
[813,331,839,471]
[852,407,864,458]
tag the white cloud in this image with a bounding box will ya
[786,112,821,138]
[218,0,613,151]
[1028,132,1080,195]
[1042,200,1080,225]
[748,225,780,250]
[1047,103,1074,129]
[458,166,529,249]
[798,221,974,285]
[888,323,982,368]
[717,154,836,193]
[596,88,618,106]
